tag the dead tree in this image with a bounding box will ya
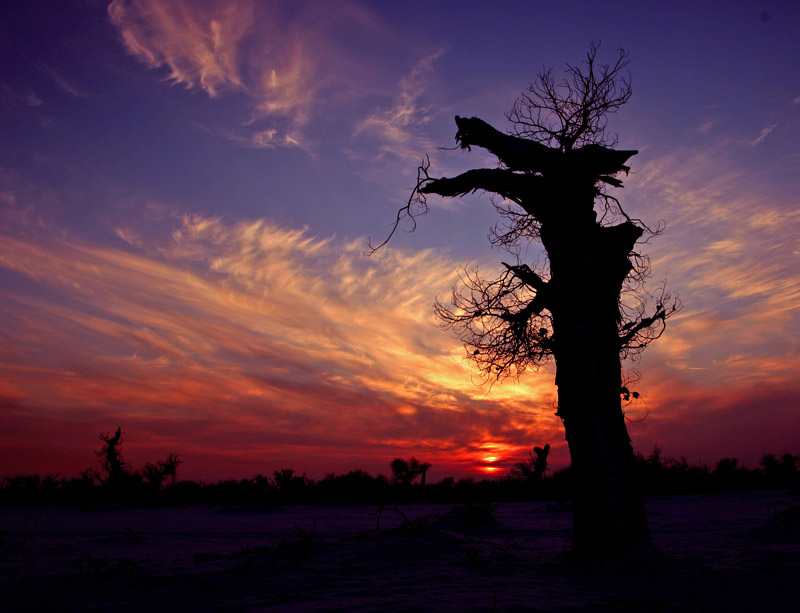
[418,462,431,487]
[375,45,678,556]
[142,453,183,488]
[98,427,128,485]
[390,457,431,487]
[510,443,550,484]
[532,444,550,482]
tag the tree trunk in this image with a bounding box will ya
[555,332,649,555]
[418,115,657,556]
[548,216,650,556]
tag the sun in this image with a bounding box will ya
[480,455,501,473]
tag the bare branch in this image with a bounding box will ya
[569,143,637,179]
[501,261,547,291]
[489,198,543,250]
[435,266,553,381]
[507,43,632,150]
[368,157,433,254]
[618,284,682,358]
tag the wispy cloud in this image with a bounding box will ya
[24,91,43,107]
[750,122,778,146]
[624,142,800,389]
[107,0,321,148]
[0,214,560,478]
[106,0,397,152]
[697,120,715,133]
[107,0,253,97]
[353,51,444,162]
[35,61,87,99]
[107,1,452,157]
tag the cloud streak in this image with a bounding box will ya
[0,214,561,479]
[107,0,446,158]
[1,158,797,478]
[35,60,88,99]
[106,0,412,154]
[108,0,253,97]
[626,143,800,440]
[750,122,778,146]
[2,86,798,480]
[3,195,795,480]
[354,51,443,162]
[107,0,325,149]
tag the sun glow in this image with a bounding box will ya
[479,453,503,474]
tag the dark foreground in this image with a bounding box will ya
[2,491,798,611]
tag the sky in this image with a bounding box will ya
[1,0,798,482]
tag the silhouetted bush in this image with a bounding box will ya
[3,448,798,507]
[315,470,390,504]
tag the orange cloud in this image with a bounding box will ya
[106,0,401,152]
[108,0,253,97]
[107,0,324,148]
[3,135,797,479]
[0,215,560,479]
[622,142,800,390]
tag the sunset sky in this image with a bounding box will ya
[1,1,798,481]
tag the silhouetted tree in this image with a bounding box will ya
[96,428,182,497]
[761,452,799,489]
[375,45,678,556]
[273,467,296,489]
[141,462,163,488]
[390,457,430,486]
[273,468,308,501]
[418,461,431,487]
[98,427,129,485]
[159,452,183,484]
[510,444,550,485]
[390,458,412,486]
[532,445,550,481]
[141,453,183,489]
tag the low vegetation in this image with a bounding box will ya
[1,430,797,507]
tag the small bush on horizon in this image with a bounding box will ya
[2,448,798,507]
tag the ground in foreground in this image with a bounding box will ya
[2,491,798,611]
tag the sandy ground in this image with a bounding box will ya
[1,491,798,611]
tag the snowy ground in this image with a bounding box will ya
[1,491,798,611]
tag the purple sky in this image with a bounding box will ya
[1,0,798,481]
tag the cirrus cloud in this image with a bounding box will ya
[0,211,561,479]
[108,0,253,97]
[107,0,334,149]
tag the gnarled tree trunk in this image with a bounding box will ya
[417,114,664,556]
[544,179,649,554]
